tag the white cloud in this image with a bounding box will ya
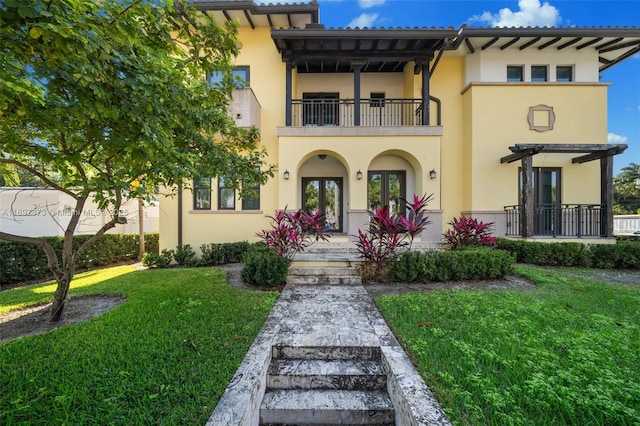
[608,133,629,144]
[358,0,385,8]
[470,0,561,28]
[348,13,379,28]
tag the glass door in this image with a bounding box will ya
[302,177,343,232]
[367,171,406,215]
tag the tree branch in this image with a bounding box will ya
[0,231,63,279]
[0,158,75,198]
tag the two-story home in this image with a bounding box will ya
[159,0,640,251]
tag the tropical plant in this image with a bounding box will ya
[443,216,497,250]
[354,193,433,281]
[613,162,640,214]
[256,208,330,260]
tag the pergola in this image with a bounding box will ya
[500,143,628,238]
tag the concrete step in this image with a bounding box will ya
[286,265,363,285]
[288,266,360,276]
[260,389,395,425]
[272,345,381,362]
[286,274,363,285]
[267,359,387,391]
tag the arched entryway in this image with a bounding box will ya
[298,153,348,233]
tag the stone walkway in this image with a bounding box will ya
[207,282,451,425]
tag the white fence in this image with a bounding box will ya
[614,215,640,235]
[0,188,159,238]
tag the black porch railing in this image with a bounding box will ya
[505,204,605,237]
[290,97,441,127]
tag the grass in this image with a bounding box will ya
[376,265,640,426]
[0,265,278,425]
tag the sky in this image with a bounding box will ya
[280,0,640,174]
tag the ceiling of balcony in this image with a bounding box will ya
[271,27,458,73]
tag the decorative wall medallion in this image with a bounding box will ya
[528,104,555,132]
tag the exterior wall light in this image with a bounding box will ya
[430,169,437,180]
[283,170,290,180]
[356,170,363,180]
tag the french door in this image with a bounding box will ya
[520,167,562,235]
[302,177,343,232]
[302,93,339,126]
[367,171,406,215]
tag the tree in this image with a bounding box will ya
[613,162,640,214]
[0,0,274,320]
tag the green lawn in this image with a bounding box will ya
[0,265,278,425]
[376,266,640,425]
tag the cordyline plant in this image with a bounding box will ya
[354,193,433,281]
[256,208,331,260]
[444,216,497,250]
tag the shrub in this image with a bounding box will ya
[256,208,330,259]
[173,244,197,267]
[389,249,515,282]
[354,194,433,281]
[443,216,497,250]
[241,244,290,286]
[199,241,250,266]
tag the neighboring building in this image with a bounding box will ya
[159,1,640,251]
[0,188,159,237]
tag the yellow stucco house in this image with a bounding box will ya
[159,1,640,251]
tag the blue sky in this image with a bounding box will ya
[308,0,640,174]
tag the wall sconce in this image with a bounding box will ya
[356,170,363,180]
[429,169,437,180]
[283,170,290,180]
[318,154,327,160]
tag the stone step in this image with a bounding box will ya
[286,274,362,285]
[267,359,387,391]
[272,345,381,362]
[260,389,395,425]
[288,266,360,276]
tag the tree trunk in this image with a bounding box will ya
[50,273,72,321]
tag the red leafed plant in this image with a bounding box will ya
[443,216,497,250]
[354,193,433,281]
[256,207,330,259]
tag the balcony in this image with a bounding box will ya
[505,204,606,238]
[289,97,441,127]
[229,88,261,129]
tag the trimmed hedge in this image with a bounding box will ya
[496,238,640,269]
[240,244,290,286]
[389,248,516,282]
[0,233,159,286]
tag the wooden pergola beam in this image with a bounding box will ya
[500,146,544,163]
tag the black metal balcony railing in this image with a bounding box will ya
[290,98,441,127]
[505,204,605,237]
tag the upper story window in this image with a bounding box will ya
[207,66,250,88]
[370,92,385,107]
[531,65,548,82]
[507,65,524,82]
[556,66,573,82]
[218,176,236,210]
[193,177,211,210]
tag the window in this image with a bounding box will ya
[193,177,211,210]
[218,176,235,210]
[241,178,260,211]
[531,65,548,82]
[507,65,524,82]
[556,66,573,82]
[207,66,250,88]
[370,92,385,107]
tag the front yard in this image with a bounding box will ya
[376,265,640,425]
